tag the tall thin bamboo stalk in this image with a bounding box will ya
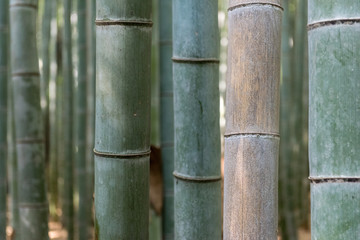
[173,0,221,239]
[224,1,282,239]
[10,0,49,238]
[0,0,9,238]
[62,0,74,238]
[48,0,59,220]
[40,0,52,168]
[308,1,360,238]
[294,0,308,227]
[7,81,20,239]
[85,0,95,232]
[95,0,152,239]
[279,0,297,238]
[76,0,88,239]
[159,0,174,238]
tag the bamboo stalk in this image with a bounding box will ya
[173,0,221,239]
[224,1,282,239]
[95,0,152,239]
[159,0,174,238]
[76,0,89,239]
[0,0,9,238]
[62,0,74,238]
[308,1,360,238]
[279,0,297,238]
[40,0,52,170]
[10,0,49,238]
[85,0,95,233]
[48,0,59,221]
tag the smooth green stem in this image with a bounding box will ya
[173,1,221,239]
[0,0,9,238]
[76,0,89,239]
[62,0,74,238]
[95,0,152,239]
[159,0,174,238]
[10,0,49,239]
[308,1,360,239]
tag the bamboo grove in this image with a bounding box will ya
[0,0,358,239]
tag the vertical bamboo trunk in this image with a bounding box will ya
[224,1,282,239]
[85,0,95,231]
[279,0,297,239]
[0,0,9,238]
[40,0,52,168]
[173,0,221,239]
[62,0,74,238]
[294,0,308,227]
[95,0,152,239]
[10,0,49,239]
[76,0,88,239]
[308,1,360,239]
[8,84,20,239]
[48,0,58,220]
[159,0,174,238]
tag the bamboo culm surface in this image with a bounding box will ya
[62,0,74,238]
[95,0,152,239]
[76,0,89,239]
[173,0,221,239]
[308,1,360,239]
[159,0,174,238]
[224,1,282,239]
[0,0,9,238]
[10,0,49,238]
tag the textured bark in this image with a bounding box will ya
[76,0,89,239]
[173,0,221,239]
[308,0,360,239]
[10,0,49,239]
[159,0,174,238]
[0,0,9,238]
[224,1,282,239]
[95,0,152,239]
[62,0,74,238]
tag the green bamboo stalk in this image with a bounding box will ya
[85,0,95,232]
[62,0,74,238]
[76,0,88,239]
[173,0,221,239]
[40,0,52,170]
[10,0,49,239]
[308,1,360,239]
[48,0,59,221]
[95,0,152,239]
[224,1,282,239]
[294,0,308,227]
[7,81,20,239]
[279,0,297,239]
[159,0,174,238]
[0,0,9,238]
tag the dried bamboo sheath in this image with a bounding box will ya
[224,1,282,239]
[173,0,221,239]
[95,0,152,239]
[10,0,48,239]
[308,1,360,239]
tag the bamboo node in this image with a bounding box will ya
[95,20,153,27]
[172,57,219,64]
[228,2,283,12]
[308,18,360,31]
[173,171,221,183]
[93,148,151,159]
[10,3,37,9]
[309,177,360,184]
